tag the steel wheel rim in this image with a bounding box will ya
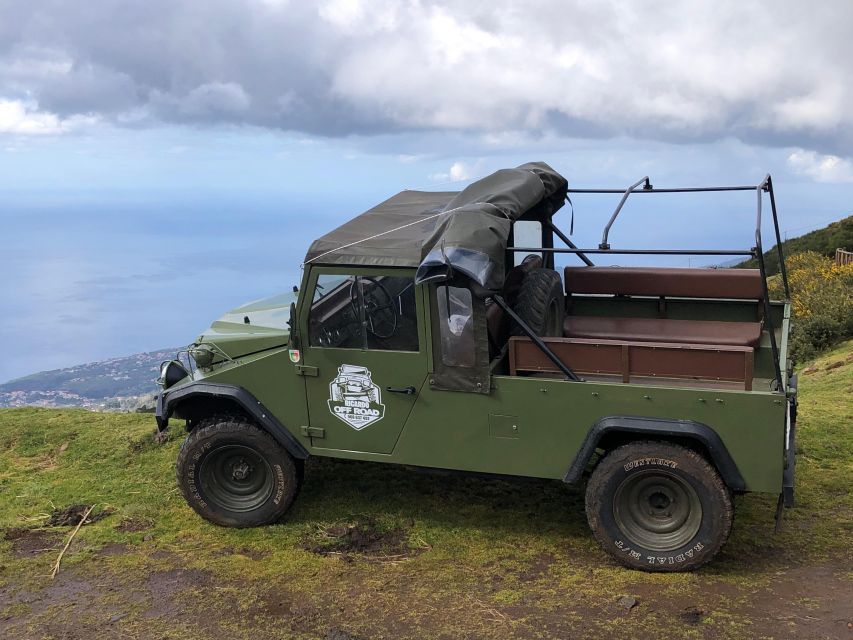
[198,444,274,512]
[613,470,702,551]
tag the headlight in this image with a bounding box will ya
[157,360,189,389]
[189,345,215,368]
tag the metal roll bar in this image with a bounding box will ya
[518,175,790,390]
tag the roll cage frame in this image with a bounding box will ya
[506,175,790,391]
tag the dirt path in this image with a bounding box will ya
[1,523,850,640]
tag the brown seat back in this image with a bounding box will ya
[564,266,763,300]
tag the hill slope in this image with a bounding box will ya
[738,213,853,274]
[0,348,179,410]
[0,341,850,639]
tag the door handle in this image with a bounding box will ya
[386,385,417,395]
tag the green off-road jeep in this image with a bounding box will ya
[155,163,797,571]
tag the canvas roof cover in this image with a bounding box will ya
[304,162,568,290]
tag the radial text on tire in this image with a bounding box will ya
[584,441,733,572]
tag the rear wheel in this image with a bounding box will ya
[511,268,564,337]
[585,441,733,571]
[176,415,299,527]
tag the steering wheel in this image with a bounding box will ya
[349,277,399,339]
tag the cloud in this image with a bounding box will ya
[0,1,852,152]
[429,160,480,183]
[787,149,853,184]
[0,98,95,134]
[179,82,251,116]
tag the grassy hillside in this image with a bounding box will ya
[1,343,852,639]
[737,213,853,275]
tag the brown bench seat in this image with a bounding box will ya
[563,315,762,348]
[563,266,765,349]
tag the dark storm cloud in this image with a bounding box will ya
[1,0,852,153]
[0,0,372,133]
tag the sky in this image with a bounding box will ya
[2,0,853,382]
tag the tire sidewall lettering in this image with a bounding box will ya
[615,539,707,566]
[273,464,285,505]
[623,457,678,472]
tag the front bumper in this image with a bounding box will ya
[155,391,168,431]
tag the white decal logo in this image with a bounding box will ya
[327,364,385,430]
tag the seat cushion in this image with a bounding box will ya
[563,315,762,348]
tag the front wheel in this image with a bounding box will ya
[176,416,300,527]
[585,441,733,572]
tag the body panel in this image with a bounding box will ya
[172,347,313,454]
[161,264,789,498]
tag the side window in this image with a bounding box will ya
[308,273,419,352]
[436,286,475,367]
[513,220,542,265]
[309,274,361,348]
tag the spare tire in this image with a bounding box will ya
[511,268,564,337]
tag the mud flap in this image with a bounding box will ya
[775,383,798,532]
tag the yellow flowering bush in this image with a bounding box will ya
[769,251,853,360]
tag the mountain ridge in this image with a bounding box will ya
[0,348,180,411]
[737,213,853,274]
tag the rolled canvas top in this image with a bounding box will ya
[304,162,568,290]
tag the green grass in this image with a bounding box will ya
[1,342,852,639]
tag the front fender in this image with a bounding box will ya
[156,381,309,460]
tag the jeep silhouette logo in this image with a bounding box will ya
[327,364,386,430]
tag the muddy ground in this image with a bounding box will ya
[1,484,851,640]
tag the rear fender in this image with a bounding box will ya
[563,416,746,491]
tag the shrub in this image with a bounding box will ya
[770,251,853,361]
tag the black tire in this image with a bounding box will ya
[511,268,564,337]
[176,415,300,527]
[585,441,733,572]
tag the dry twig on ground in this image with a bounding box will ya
[50,504,94,579]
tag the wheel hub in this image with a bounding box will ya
[613,470,702,551]
[648,490,671,513]
[231,459,251,481]
[198,444,274,513]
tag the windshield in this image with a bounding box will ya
[312,275,350,304]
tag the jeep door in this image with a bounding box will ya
[299,268,428,454]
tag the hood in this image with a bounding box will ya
[195,291,296,359]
